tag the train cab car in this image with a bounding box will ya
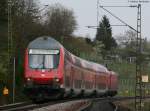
[24,37,65,100]
[23,36,118,101]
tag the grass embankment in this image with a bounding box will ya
[108,61,150,96]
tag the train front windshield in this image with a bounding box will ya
[29,49,60,69]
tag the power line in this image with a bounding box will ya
[99,5,137,7]
[88,5,138,31]
[100,5,138,32]
[8,0,15,104]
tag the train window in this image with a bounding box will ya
[29,49,60,69]
[98,83,106,89]
[65,76,70,87]
[45,55,56,68]
[85,81,92,89]
[75,58,81,67]
[29,55,44,69]
[74,79,82,89]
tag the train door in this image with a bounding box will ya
[109,73,112,90]
[64,60,71,88]
[70,66,74,89]
[81,72,84,89]
[94,73,97,90]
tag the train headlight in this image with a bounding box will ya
[54,78,60,82]
[27,78,31,81]
[55,78,60,82]
[26,78,33,86]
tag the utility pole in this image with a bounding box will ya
[8,0,13,63]
[97,0,100,26]
[128,1,149,111]
[8,0,14,103]
[135,4,143,111]
[13,57,16,103]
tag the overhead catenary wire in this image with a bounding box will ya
[100,5,138,32]
[99,5,137,7]
[87,5,138,30]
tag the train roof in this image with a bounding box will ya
[72,54,108,73]
[28,36,62,49]
[65,50,108,73]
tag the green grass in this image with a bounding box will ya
[108,61,136,78]
[128,101,150,111]
[108,61,150,96]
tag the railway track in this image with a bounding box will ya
[0,96,150,111]
[93,96,150,102]
[0,101,35,111]
[0,99,70,111]
[0,98,87,111]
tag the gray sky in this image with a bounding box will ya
[40,0,150,40]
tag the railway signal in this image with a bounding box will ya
[141,75,149,83]
[3,87,9,96]
[2,86,9,105]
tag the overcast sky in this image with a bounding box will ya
[40,0,150,40]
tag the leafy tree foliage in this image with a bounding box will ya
[116,30,137,58]
[12,0,41,42]
[0,0,7,51]
[93,41,104,61]
[45,4,77,38]
[85,37,92,45]
[0,0,7,22]
[95,15,117,50]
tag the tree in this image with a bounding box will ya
[93,40,104,60]
[45,4,77,38]
[12,0,41,41]
[115,30,138,60]
[95,15,117,50]
[0,0,7,52]
[85,37,92,44]
[0,0,7,22]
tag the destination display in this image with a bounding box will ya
[29,49,59,54]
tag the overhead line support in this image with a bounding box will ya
[100,5,138,32]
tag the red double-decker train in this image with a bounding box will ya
[23,36,118,101]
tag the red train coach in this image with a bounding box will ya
[23,36,118,101]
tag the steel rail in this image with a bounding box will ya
[0,101,32,111]
[81,96,150,111]
[1,96,150,111]
[0,99,88,111]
